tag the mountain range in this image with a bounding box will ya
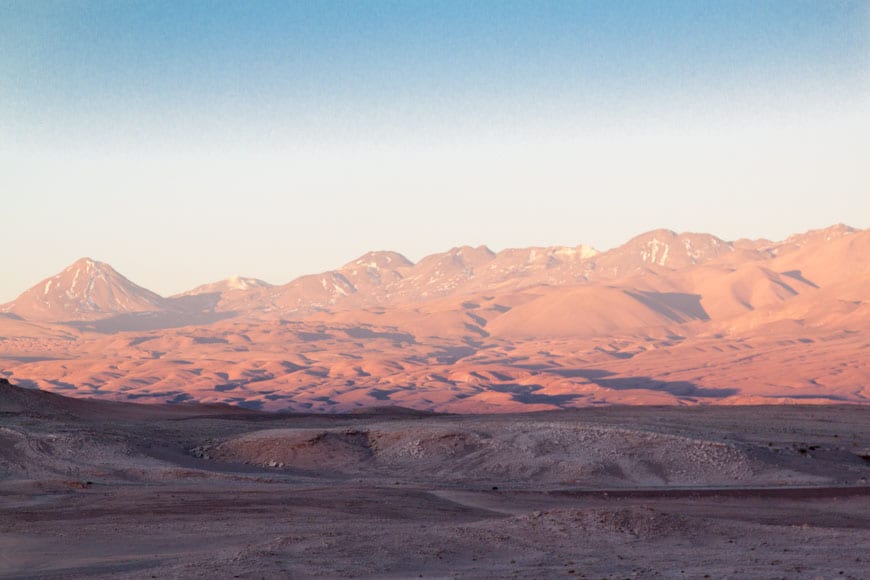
[1,224,867,412]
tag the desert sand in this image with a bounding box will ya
[1,380,868,578]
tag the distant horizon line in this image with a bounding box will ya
[3,221,860,304]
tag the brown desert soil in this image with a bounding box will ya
[1,385,868,578]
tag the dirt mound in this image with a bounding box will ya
[0,378,93,416]
[208,428,374,470]
[207,421,762,486]
[0,425,165,482]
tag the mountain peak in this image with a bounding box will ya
[451,244,494,255]
[592,230,732,275]
[344,251,414,270]
[447,245,496,264]
[1,258,164,322]
[225,275,271,291]
[67,256,105,271]
[631,228,679,241]
[785,223,857,244]
[178,275,272,297]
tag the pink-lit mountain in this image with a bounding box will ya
[1,224,866,412]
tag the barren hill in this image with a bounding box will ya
[0,225,866,412]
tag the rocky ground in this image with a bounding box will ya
[1,384,868,578]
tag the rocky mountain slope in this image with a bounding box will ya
[0,224,866,412]
[1,258,165,321]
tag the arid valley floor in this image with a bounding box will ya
[1,381,868,579]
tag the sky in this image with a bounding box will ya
[1,1,868,301]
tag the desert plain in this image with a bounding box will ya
[1,380,869,579]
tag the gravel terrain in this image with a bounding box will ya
[1,384,868,578]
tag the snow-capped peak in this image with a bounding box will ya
[226,275,265,291]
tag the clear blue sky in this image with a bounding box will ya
[1,1,868,300]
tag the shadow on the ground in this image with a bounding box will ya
[545,368,738,399]
[65,309,238,333]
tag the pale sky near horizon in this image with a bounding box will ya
[1,1,868,302]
